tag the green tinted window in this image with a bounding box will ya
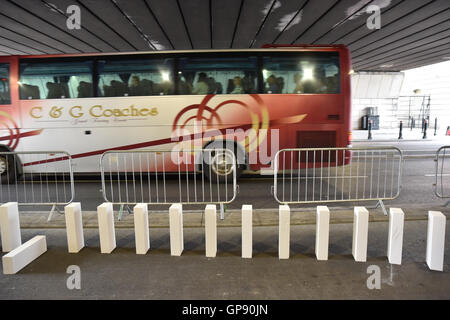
[19,61,93,99]
[0,63,10,104]
[262,52,340,94]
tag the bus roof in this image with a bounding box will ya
[5,44,348,60]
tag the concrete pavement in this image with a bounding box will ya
[352,128,450,142]
[0,220,448,299]
[16,203,449,229]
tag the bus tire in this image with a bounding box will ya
[0,153,19,184]
[203,142,244,183]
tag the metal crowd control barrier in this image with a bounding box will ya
[434,146,450,206]
[0,151,75,218]
[273,147,403,214]
[100,148,237,217]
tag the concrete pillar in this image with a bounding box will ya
[242,205,252,259]
[64,202,84,253]
[169,203,184,256]
[352,206,369,262]
[0,202,21,252]
[134,203,150,255]
[315,206,330,261]
[426,211,446,271]
[2,235,47,274]
[279,205,290,260]
[205,204,217,258]
[97,203,116,254]
[387,208,404,265]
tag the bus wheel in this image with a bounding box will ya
[204,147,243,183]
[0,154,19,184]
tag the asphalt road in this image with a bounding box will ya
[2,139,449,212]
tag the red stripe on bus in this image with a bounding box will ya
[22,114,306,167]
[0,129,43,142]
[22,124,253,167]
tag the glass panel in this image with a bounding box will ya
[0,63,11,104]
[178,56,258,95]
[262,52,340,94]
[19,60,94,99]
[97,58,174,97]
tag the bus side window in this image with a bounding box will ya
[19,60,94,99]
[178,56,258,95]
[262,53,340,94]
[0,63,11,104]
[97,59,174,97]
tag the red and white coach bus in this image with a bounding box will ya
[0,44,351,181]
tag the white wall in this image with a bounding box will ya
[351,71,404,129]
[400,61,450,132]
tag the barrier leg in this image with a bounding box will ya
[315,206,330,261]
[352,207,369,262]
[0,202,21,252]
[387,208,404,265]
[97,203,116,254]
[134,203,150,255]
[426,211,446,271]
[2,235,47,274]
[205,205,217,258]
[242,205,252,259]
[279,205,290,260]
[64,202,85,253]
[169,204,184,256]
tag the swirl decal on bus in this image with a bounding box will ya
[0,110,42,150]
[172,94,270,153]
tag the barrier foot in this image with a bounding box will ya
[47,204,62,222]
[443,200,450,207]
[118,204,123,221]
[374,200,388,216]
[220,203,225,220]
[118,204,132,221]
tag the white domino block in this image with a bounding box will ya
[242,205,253,259]
[205,205,217,258]
[279,205,290,260]
[2,235,47,274]
[97,203,116,254]
[387,208,404,265]
[426,211,446,271]
[352,207,369,262]
[169,203,184,256]
[134,203,150,255]
[315,206,330,261]
[64,202,85,253]
[0,202,21,252]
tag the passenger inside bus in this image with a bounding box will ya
[230,76,244,94]
[192,72,209,95]
[292,73,303,93]
[302,67,327,94]
[325,74,339,93]
[265,75,280,93]
[129,76,141,96]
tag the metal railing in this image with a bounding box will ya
[273,147,403,207]
[434,146,450,200]
[100,148,237,206]
[0,151,74,206]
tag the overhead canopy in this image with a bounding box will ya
[0,0,449,71]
